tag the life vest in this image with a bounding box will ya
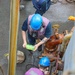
[25,68,44,75]
[28,15,49,39]
[32,0,51,10]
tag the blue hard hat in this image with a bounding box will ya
[39,56,50,67]
[30,14,43,30]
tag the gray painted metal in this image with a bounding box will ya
[63,29,75,71]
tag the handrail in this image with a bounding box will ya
[8,0,20,75]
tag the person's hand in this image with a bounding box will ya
[33,44,39,51]
[44,71,50,75]
[22,42,27,48]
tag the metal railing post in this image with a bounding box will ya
[8,0,20,75]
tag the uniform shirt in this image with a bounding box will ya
[32,0,46,12]
[32,0,51,12]
[22,18,52,38]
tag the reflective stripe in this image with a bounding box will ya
[30,70,38,75]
